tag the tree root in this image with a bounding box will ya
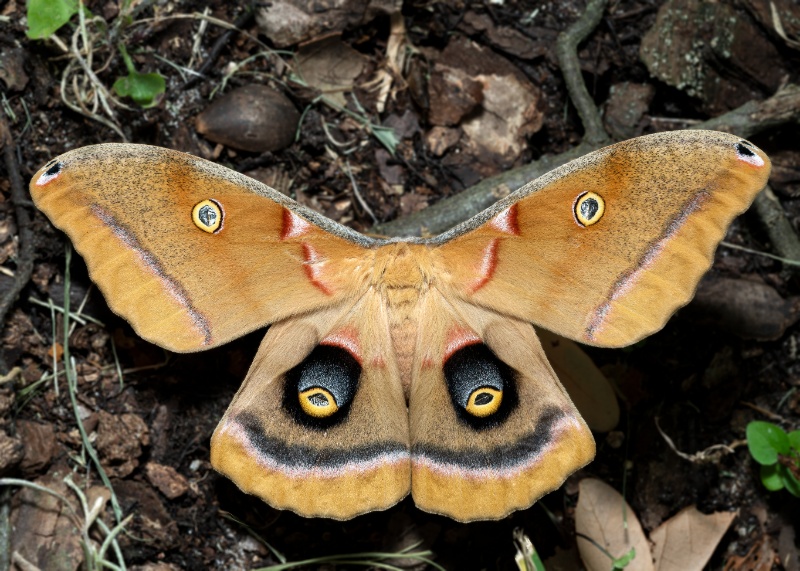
[555,0,609,146]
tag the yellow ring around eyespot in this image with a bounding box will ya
[192,199,223,233]
[465,387,503,417]
[574,191,605,226]
[299,387,339,418]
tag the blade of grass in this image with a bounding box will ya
[62,244,123,521]
[252,543,444,571]
[109,337,124,389]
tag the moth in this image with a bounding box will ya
[30,131,770,521]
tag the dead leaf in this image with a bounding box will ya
[255,0,401,48]
[17,420,57,476]
[724,536,777,571]
[576,478,655,571]
[689,276,800,341]
[95,410,150,478]
[651,506,737,571]
[778,524,799,571]
[9,469,85,571]
[425,126,461,157]
[295,37,366,107]
[461,72,542,164]
[539,330,620,432]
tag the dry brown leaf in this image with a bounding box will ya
[576,478,655,571]
[539,330,620,432]
[651,506,737,571]
[723,536,777,571]
[295,37,366,107]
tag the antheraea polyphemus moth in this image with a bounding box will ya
[29,131,770,522]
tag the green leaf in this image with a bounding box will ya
[788,430,800,452]
[512,529,546,571]
[779,464,800,498]
[26,0,78,39]
[613,547,636,569]
[112,43,165,108]
[371,125,399,155]
[112,71,165,108]
[760,464,785,491]
[747,421,789,465]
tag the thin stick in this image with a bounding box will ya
[555,0,610,146]
[183,6,257,89]
[0,116,35,374]
[753,185,800,273]
[344,159,378,224]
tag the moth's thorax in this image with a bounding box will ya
[369,242,435,393]
[371,243,435,299]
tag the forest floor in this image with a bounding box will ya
[0,0,799,570]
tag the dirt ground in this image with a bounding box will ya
[1,0,799,569]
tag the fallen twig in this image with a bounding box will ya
[742,401,786,422]
[183,5,256,90]
[0,116,35,375]
[656,417,746,464]
[753,186,800,271]
[373,83,800,238]
[0,367,22,386]
[700,84,800,136]
[373,141,596,237]
[555,0,610,146]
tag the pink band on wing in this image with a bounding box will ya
[444,326,482,361]
[321,327,363,363]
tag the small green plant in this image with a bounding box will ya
[27,0,166,119]
[112,43,166,108]
[512,528,546,571]
[25,0,80,39]
[746,420,800,497]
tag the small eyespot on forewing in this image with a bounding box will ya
[192,199,223,233]
[574,191,605,227]
[36,161,63,187]
[735,140,765,167]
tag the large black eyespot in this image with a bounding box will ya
[282,345,361,429]
[444,343,518,430]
